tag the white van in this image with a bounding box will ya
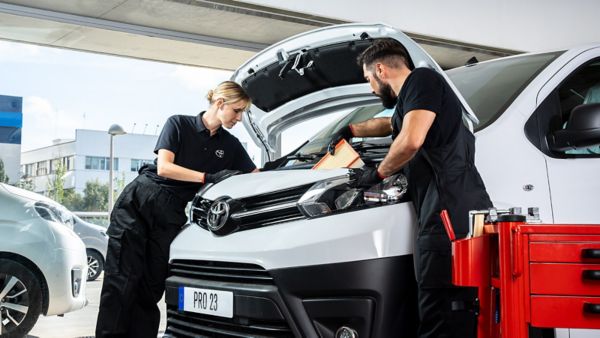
[164,24,600,338]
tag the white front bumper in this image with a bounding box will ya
[171,202,416,270]
[43,244,88,316]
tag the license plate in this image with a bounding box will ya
[179,286,234,318]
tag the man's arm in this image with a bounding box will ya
[377,110,436,176]
[350,117,393,137]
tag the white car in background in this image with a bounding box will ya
[165,23,600,338]
[73,214,108,281]
[0,183,87,338]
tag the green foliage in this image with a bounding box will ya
[47,162,66,203]
[16,175,35,191]
[45,175,109,212]
[0,158,9,183]
[82,179,109,212]
[114,172,127,202]
[62,189,84,211]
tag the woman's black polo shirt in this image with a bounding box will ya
[144,112,256,200]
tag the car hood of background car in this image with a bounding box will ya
[231,23,478,155]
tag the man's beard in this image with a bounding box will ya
[374,76,397,109]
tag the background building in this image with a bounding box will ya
[21,129,158,195]
[20,128,250,195]
[0,94,22,185]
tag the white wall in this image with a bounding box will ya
[21,129,157,194]
[0,144,21,184]
[74,130,157,193]
[74,129,157,159]
[21,141,75,164]
[246,0,600,52]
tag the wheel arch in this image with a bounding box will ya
[0,252,50,315]
[85,248,105,265]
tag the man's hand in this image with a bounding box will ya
[327,125,354,155]
[204,169,242,184]
[350,167,385,188]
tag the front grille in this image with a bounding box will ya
[169,260,273,284]
[166,260,294,338]
[191,184,312,233]
[167,306,293,338]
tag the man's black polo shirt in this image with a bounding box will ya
[144,112,256,200]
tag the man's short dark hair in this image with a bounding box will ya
[357,38,415,70]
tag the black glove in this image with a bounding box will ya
[204,169,242,184]
[350,167,384,188]
[327,125,354,155]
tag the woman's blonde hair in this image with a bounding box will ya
[206,81,251,111]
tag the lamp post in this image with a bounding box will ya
[108,124,126,214]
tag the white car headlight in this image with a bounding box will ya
[34,201,74,230]
[297,172,408,218]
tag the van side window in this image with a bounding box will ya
[526,59,600,158]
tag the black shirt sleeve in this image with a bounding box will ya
[401,68,444,117]
[154,115,181,155]
[232,140,257,173]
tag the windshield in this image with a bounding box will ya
[447,51,563,130]
[280,51,564,167]
[293,104,393,157]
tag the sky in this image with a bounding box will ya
[0,40,259,160]
[0,40,346,166]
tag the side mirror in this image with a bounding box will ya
[549,103,600,152]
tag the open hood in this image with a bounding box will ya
[231,23,478,158]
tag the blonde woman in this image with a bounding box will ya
[96,81,257,338]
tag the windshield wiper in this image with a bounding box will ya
[262,148,321,171]
[285,153,319,161]
[351,141,390,153]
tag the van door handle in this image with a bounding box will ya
[583,303,600,314]
[582,270,600,280]
[582,249,600,259]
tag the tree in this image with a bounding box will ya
[0,158,9,183]
[62,189,84,211]
[114,172,127,202]
[82,179,109,212]
[47,161,66,203]
[16,175,35,191]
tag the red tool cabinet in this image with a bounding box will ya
[449,214,600,338]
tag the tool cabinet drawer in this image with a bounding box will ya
[530,263,600,295]
[531,295,600,329]
[530,242,600,263]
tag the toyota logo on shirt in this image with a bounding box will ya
[207,198,230,232]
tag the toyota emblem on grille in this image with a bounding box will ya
[207,198,230,231]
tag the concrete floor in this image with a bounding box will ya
[27,274,167,338]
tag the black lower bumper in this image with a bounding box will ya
[164,255,418,338]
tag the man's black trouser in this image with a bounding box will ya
[96,174,187,338]
[414,232,478,338]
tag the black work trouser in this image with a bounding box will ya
[95,175,187,338]
[414,232,478,338]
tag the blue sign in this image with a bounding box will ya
[0,95,23,145]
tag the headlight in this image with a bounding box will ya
[34,202,57,222]
[34,201,74,230]
[297,172,408,218]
